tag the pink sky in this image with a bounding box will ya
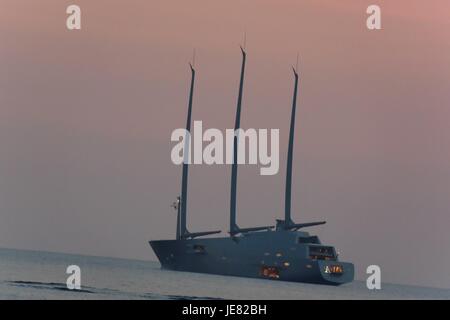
[1,0,450,288]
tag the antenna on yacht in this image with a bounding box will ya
[172,196,181,239]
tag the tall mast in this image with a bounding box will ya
[176,61,221,240]
[229,47,273,236]
[278,62,326,231]
[229,47,246,235]
[284,67,298,226]
[179,64,195,238]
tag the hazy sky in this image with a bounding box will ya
[1,0,450,288]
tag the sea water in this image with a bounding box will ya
[0,248,448,300]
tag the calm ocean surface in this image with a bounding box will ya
[0,248,448,300]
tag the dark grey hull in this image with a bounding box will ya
[150,230,354,285]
